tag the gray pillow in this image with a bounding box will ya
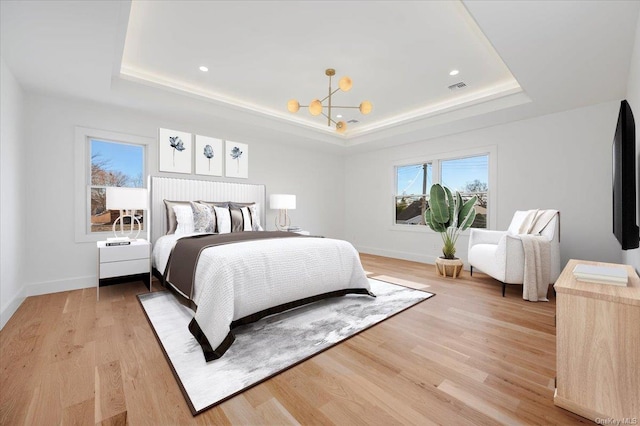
[190,202,215,233]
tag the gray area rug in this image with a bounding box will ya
[138,278,434,415]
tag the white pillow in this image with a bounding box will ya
[214,206,231,234]
[173,205,195,235]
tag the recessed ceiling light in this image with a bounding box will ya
[199,66,209,72]
[449,69,459,76]
[337,114,343,118]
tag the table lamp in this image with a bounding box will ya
[270,194,296,231]
[106,187,148,240]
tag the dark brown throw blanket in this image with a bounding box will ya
[163,231,303,301]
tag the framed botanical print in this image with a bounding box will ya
[159,128,192,174]
[195,135,223,176]
[225,141,248,179]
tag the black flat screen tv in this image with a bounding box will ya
[612,100,639,250]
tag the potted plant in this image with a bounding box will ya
[424,183,477,277]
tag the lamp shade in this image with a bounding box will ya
[106,187,148,210]
[308,99,322,116]
[269,194,296,210]
[359,101,373,114]
[338,76,352,92]
[287,99,300,113]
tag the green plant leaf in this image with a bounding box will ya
[453,191,462,228]
[458,195,478,231]
[444,186,455,228]
[425,208,447,232]
[429,184,449,225]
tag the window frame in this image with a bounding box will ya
[391,145,497,234]
[74,127,152,243]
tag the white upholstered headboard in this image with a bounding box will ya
[149,176,266,245]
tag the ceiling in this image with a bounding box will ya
[120,1,521,138]
[1,1,639,151]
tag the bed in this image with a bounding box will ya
[150,177,374,361]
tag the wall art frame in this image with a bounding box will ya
[225,141,248,179]
[159,128,192,174]
[195,135,223,176]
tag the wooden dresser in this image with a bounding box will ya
[554,259,640,422]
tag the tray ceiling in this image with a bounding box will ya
[120,1,522,139]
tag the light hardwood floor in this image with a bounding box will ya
[1,254,591,425]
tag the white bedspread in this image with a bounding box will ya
[153,234,371,358]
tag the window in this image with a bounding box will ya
[394,152,491,229]
[90,139,145,233]
[395,162,432,225]
[75,127,152,242]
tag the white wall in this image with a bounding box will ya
[20,93,345,297]
[344,101,622,269]
[622,9,640,273]
[0,57,26,328]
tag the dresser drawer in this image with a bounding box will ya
[100,243,150,263]
[100,258,149,279]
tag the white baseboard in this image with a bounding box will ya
[24,275,95,297]
[354,245,471,270]
[1,292,26,330]
[355,245,437,265]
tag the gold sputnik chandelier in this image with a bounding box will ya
[287,68,372,134]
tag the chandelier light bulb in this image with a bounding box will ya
[359,101,373,114]
[338,76,352,92]
[287,99,300,113]
[287,68,370,133]
[309,99,323,116]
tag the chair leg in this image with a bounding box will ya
[502,282,506,297]
[470,266,473,276]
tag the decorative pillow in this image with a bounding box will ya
[228,202,263,231]
[172,204,195,235]
[190,202,215,233]
[248,203,263,231]
[240,207,252,231]
[163,200,192,234]
[228,204,245,232]
[213,206,231,234]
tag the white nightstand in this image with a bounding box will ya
[97,239,151,300]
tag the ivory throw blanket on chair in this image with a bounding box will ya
[515,209,558,302]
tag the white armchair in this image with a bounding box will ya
[468,210,561,296]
